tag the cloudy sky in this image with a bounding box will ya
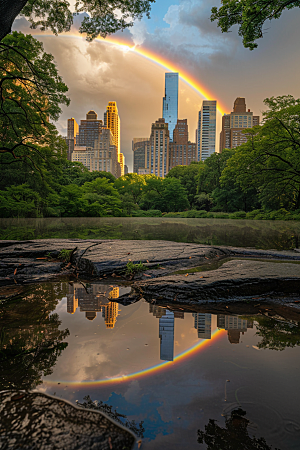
[13,1,300,171]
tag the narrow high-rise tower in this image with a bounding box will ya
[105,101,125,175]
[197,100,217,161]
[163,73,178,142]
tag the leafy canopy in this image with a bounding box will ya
[211,0,300,50]
[0,31,69,166]
[0,0,155,41]
[221,95,300,211]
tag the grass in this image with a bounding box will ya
[58,248,74,263]
[125,261,148,276]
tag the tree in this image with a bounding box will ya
[0,283,69,390]
[0,0,155,42]
[211,0,300,50]
[114,173,147,204]
[0,32,69,166]
[166,162,203,207]
[198,408,279,449]
[221,96,300,211]
[140,176,189,212]
[81,177,122,216]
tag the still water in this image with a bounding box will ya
[1,281,300,449]
[0,217,300,250]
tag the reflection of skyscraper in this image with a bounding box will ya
[67,284,120,326]
[149,304,166,318]
[104,302,119,329]
[217,314,253,344]
[159,310,174,361]
[192,313,211,339]
[163,73,178,142]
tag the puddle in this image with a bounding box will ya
[1,281,300,449]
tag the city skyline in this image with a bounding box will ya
[13,5,300,172]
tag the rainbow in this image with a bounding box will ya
[34,33,228,115]
[43,328,226,388]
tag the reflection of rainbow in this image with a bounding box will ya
[34,33,228,115]
[43,328,226,388]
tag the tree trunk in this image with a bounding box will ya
[0,0,29,41]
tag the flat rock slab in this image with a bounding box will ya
[132,260,300,304]
[0,239,231,283]
[0,239,300,284]
[0,391,136,450]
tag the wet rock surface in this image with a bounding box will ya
[130,260,300,304]
[0,390,136,450]
[0,240,300,303]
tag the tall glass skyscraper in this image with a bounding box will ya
[162,73,178,142]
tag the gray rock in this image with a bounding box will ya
[132,260,300,304]
[0,390,136,450]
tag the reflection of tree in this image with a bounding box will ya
[78,395,145,439]
[0,283,69,390]
[197,408,280,450]
[254,316,300,351]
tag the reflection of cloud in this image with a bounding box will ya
[124,379,142,405]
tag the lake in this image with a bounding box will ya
[0,217,300,250]
[1,280,300,449]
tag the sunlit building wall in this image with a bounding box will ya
[77,110,103,149]
[168,119,197,169]
[105,101,120,155]
[197,100,217,161]
[72,129,121,177]
[104,302,119,329]
[219,98,260,151]
[163,73,178,142]
[66,117,79,160]
[149,118,169,177]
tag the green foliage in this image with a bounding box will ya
[0,32,69,163]
[18,0,155,41]
[0,283,69,390]
[166,162,203,207]
[125,261,148,276]
[211,0,300,50]
[58,248,74,262]
[222,96,300,212]
[140,176,189,212]
[254,315,300,351]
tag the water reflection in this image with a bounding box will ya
[198,408,279,450]
[0,284,69,390]
[0,217,299,250]
[67,282,120,327]
[1,281,300,449]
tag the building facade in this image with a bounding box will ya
[72,128,121,177]
[197,100,217,161]
[132,138,150,174]
[77,110,103,149]
[169,119,197,169]
[65,117,79,160]
[149,118,169,177]
[219,97,260,151]
[163,73,178,142]
[105,101,125,175]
